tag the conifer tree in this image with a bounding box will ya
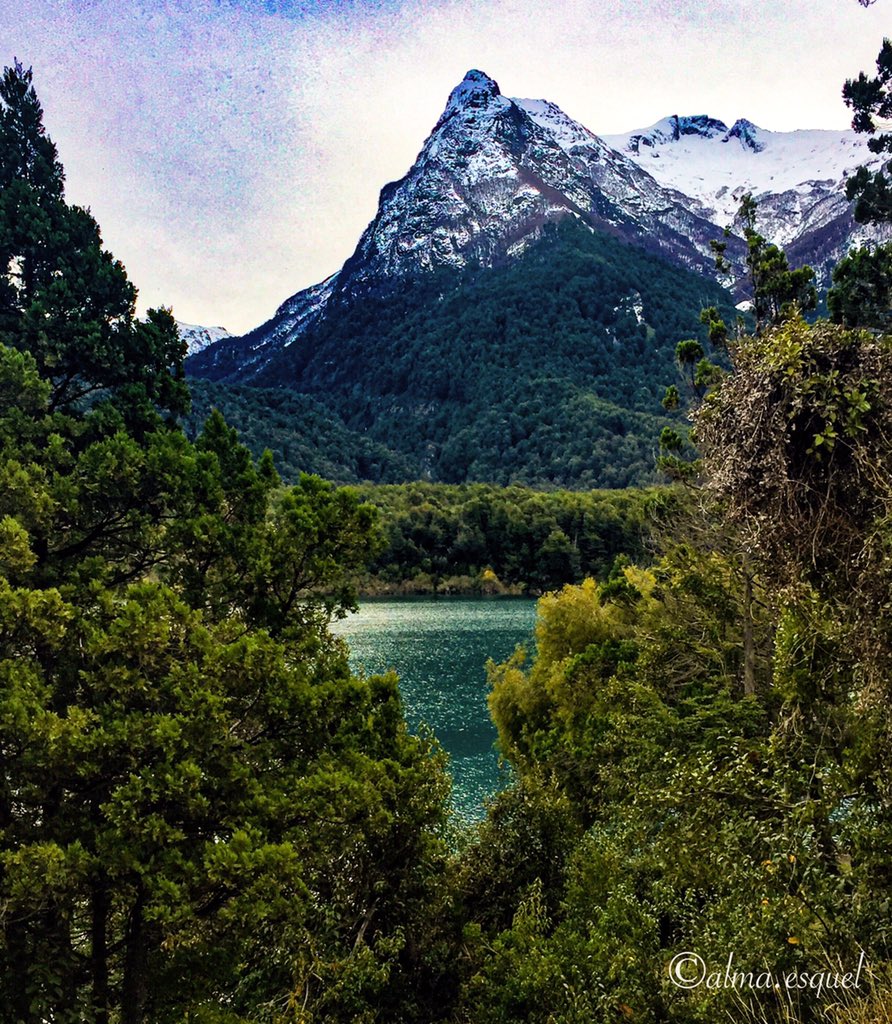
[827,240,892,327]
[843,38,892,223]
[0,61,452,1024]
[0,61,186,420]
[737,193,816,333]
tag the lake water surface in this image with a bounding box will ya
[332,598,538,820]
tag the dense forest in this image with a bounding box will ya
[188,219,735,489]
[4,39,892,1024]
[460,305,892,1021]
[355,482,657,593]
[0,61,452,1024]
[184,380,415,484]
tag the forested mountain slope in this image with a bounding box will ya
[189,220,734,488]
[189,67,885,487]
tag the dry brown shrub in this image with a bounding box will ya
[693,317,892,697]
[695,318,892,585]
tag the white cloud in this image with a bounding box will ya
[0,0,886,332]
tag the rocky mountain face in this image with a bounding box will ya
[334,72,727,295]
[189,69,887,383]
[191,277,337,381]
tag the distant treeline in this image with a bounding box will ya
[355,482,660,594]
[182,388,663,592]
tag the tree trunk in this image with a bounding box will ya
[6,916,33,1024]
[91,872,110,1024]
[121,883,149,1024]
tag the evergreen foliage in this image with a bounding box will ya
[183,379,415,484]
[189,220,737,489]
[0,62,187,423]
[444,306,892,1023]
[738,193,816,334]
[844,38,892,223]
[658,195,816,483]
[356,482,657,594]
[827,242,892,329]
[0,63,452,1024]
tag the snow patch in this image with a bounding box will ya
[514,97,602,152]
[603,116,883,226]
[435,70,506,129]
[177,322,232,357]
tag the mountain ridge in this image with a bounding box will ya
[183,70,891,488]
[177,321,232,357]
[603,114,886,248]
[189,69,887,382]
[187,215,737,488]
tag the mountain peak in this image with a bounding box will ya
[618,114,728,154]
[457,68,500,94]
[437,69,503,127]
[723,118,766,152]
[668,115,729,140]
[190,72,887,416]
[176,321,232,357]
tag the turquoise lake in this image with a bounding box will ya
[332,597,538,820]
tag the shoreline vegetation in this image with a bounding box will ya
[358,573,527,597]
[354,481,659,596]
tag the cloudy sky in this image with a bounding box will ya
[1,0,886,333]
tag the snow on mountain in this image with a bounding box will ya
[434,68,509,130]
[336,70,727,297]
[604,116,883,237]
[177,322,232,357]
[513,97,604,152]
[189,71,891,379]
[190,71,733,380]
[185,275,338,379]
[618,114,729,150]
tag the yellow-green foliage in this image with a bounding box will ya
[534,578,626,665]
[466,511,892,1023]
[488,574,645,770]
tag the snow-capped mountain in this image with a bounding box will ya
[177,322,232,357]
[335,71,727,295]
[189,70,887,381]
[603,114,889,271]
